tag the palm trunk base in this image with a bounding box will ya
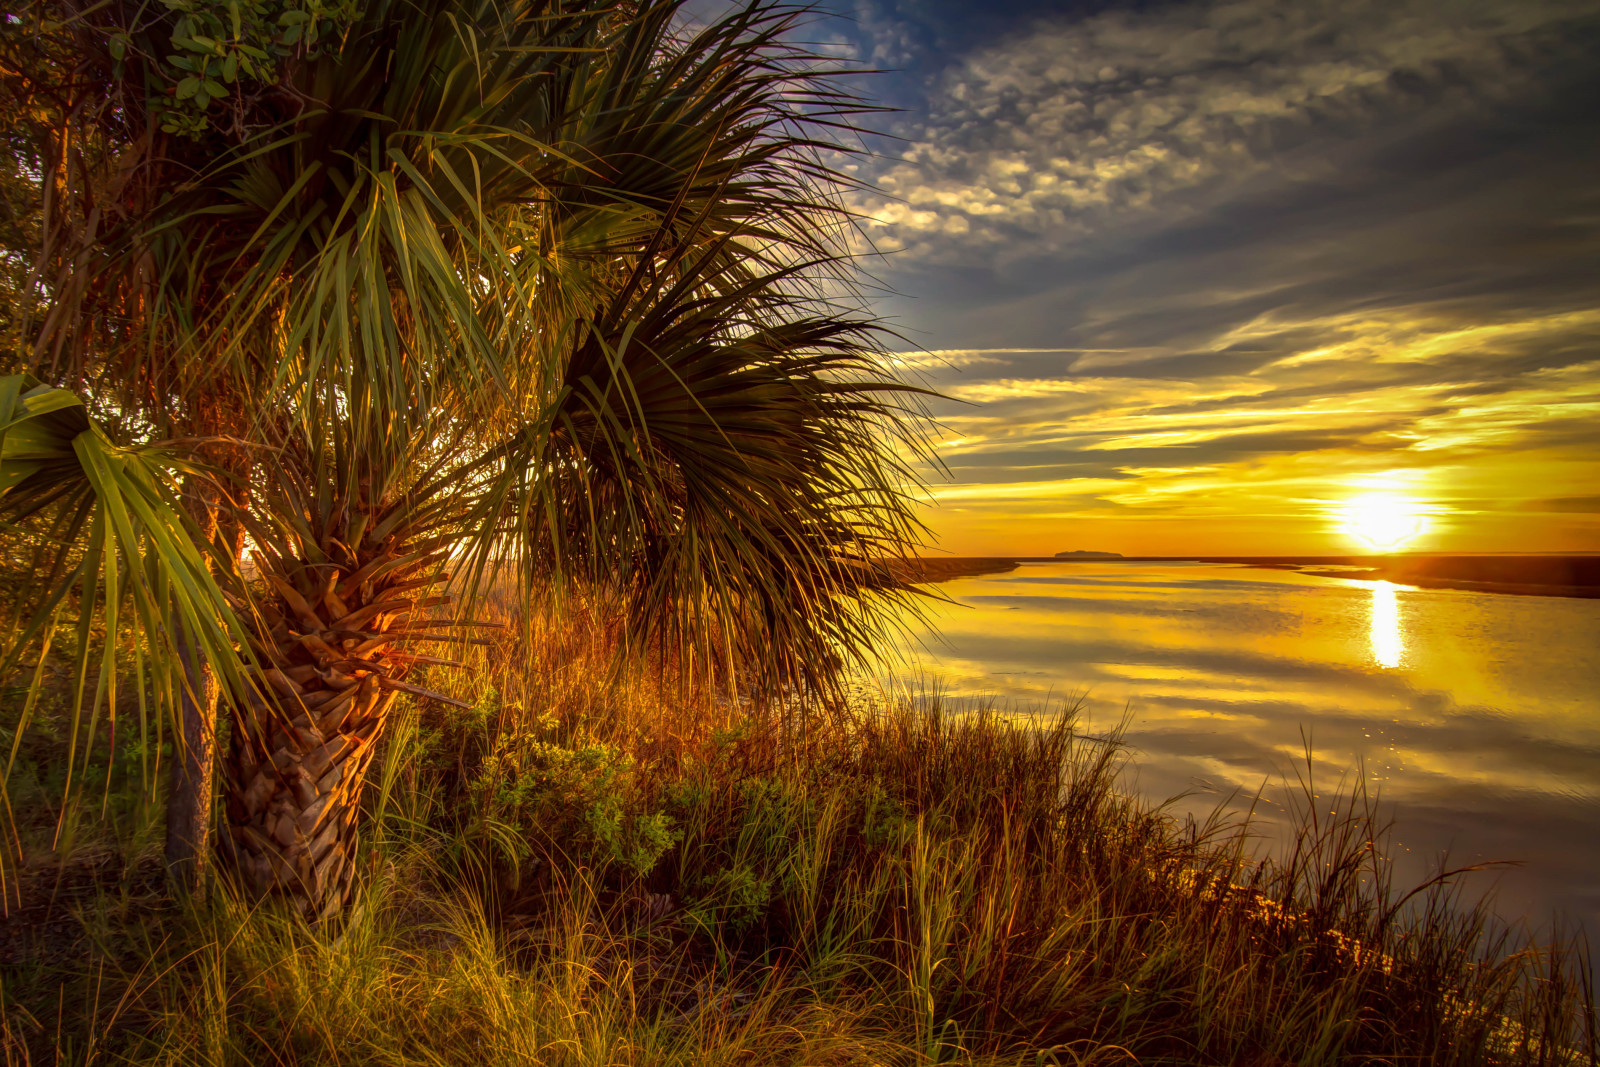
[222,676,394,918]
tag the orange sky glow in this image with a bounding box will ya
[895,329,1600,556]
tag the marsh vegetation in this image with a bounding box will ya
[3,605,1596,1065]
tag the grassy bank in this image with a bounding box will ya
[2,610,1595,1065]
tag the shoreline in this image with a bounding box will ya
[901,554,1600,599]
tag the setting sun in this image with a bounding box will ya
[1341,494,1427,551]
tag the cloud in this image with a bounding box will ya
[858,0,1599,265]
[1540,496,1600,514]
[837,0,1600,552]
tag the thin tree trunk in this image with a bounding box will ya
[164,464,232,894]
[164,625,218,892]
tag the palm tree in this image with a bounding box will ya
[1,0,929,915]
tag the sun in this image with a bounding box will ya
[1340,493,1426,551]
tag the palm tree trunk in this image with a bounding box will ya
[221,673,397,918]
[217,540,445,918]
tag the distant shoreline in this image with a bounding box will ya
[900,554,1600,599]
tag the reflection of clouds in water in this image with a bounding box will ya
[919,630,1423,703]
[915,619,1600,796]
[991,574,1297,592]
[1134,689,1449,724]
[963,593,1304,631]
[1128,709,1600,800]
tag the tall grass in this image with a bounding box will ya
[1,601,1594,1065]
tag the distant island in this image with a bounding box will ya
[1055,550,1123,558]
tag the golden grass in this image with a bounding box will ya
[1,601,1595,1065]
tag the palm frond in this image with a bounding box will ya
[0,374,252,800]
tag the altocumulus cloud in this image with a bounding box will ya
[837,0,1600,553]
[863,0,1598,261]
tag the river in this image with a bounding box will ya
[884,560,1600,941]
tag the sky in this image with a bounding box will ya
[709,0,1600,556]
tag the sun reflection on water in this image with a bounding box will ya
[1370,580,1403,669]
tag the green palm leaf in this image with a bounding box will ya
[0,375,251,802]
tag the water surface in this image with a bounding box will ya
[886,561,1600,937]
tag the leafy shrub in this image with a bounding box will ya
[473,736,677,880]
[663,767,859,938]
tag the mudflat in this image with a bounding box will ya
[1299,554,1600,598]
[892,557,1021,582]
[900,554,1600,598]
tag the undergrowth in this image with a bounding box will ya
[1,604,1594,1065]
